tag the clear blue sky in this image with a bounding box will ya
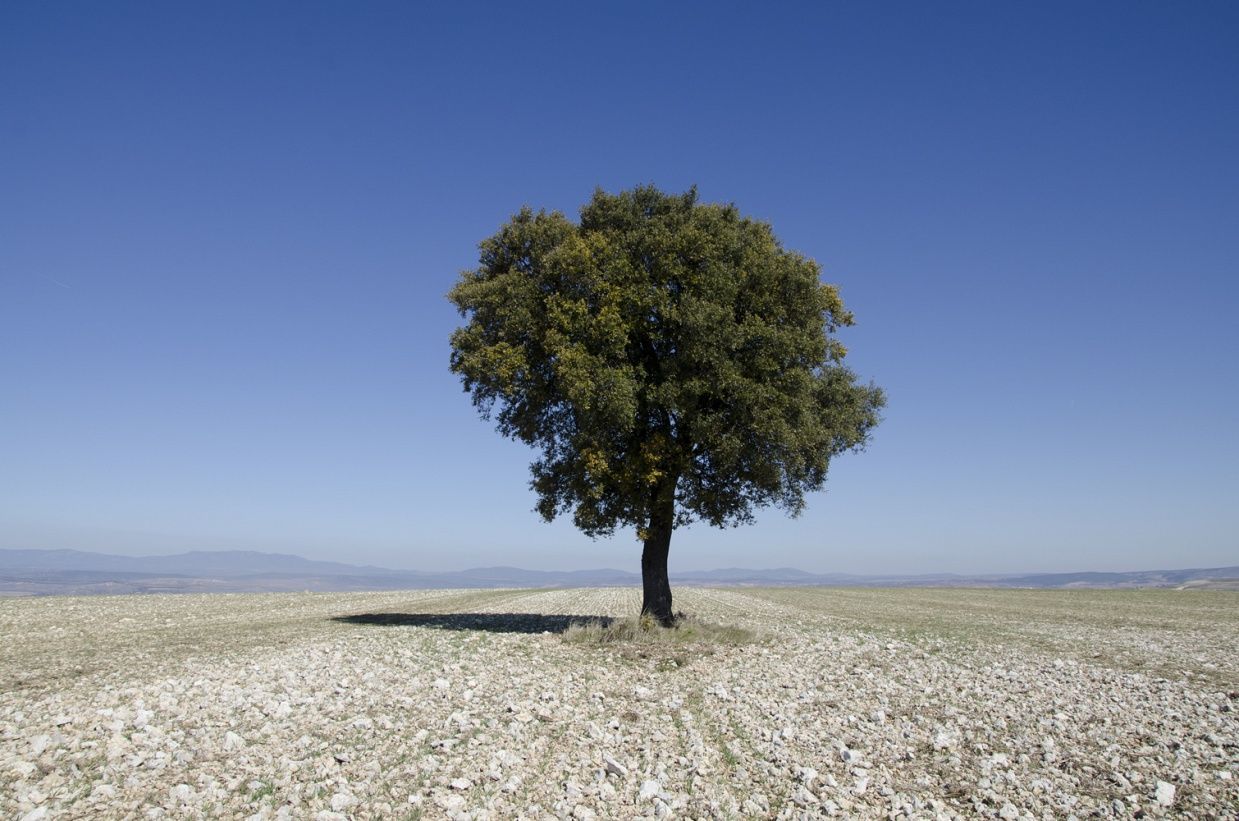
[3,2,1236,574]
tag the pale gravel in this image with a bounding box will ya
[2,587,1236,819]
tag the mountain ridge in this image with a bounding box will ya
[1,548,1236,596]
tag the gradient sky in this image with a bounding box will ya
[2,2,1237,575]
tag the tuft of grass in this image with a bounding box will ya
[248,781,275,802]
[562,613,757,646]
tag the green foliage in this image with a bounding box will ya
[448,185,884,538]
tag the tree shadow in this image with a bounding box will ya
[331,612,614,635]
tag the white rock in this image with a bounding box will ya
[330,792,355,812]
[450,778,472,790]
[1155,781,1175,806]
[639,780,661,801]
[224,731,246,750]
[792,785,818,806]
[436,794,466,812]
[603,755,627,777]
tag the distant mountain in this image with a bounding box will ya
[448,566,639,586]
[0,548,1236,596]
[0,548,392,577]
[674,567,826,584]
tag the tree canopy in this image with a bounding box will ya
[448,185,884,622]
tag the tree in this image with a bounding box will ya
[448,185,884,625]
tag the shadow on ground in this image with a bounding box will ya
[332,612,615,634]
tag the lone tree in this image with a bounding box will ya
[449,186,884,625]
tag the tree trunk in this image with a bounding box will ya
[640,480,676,627]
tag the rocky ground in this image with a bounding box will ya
[1,586,1236,819]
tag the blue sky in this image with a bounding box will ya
[2,2,1236,574]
